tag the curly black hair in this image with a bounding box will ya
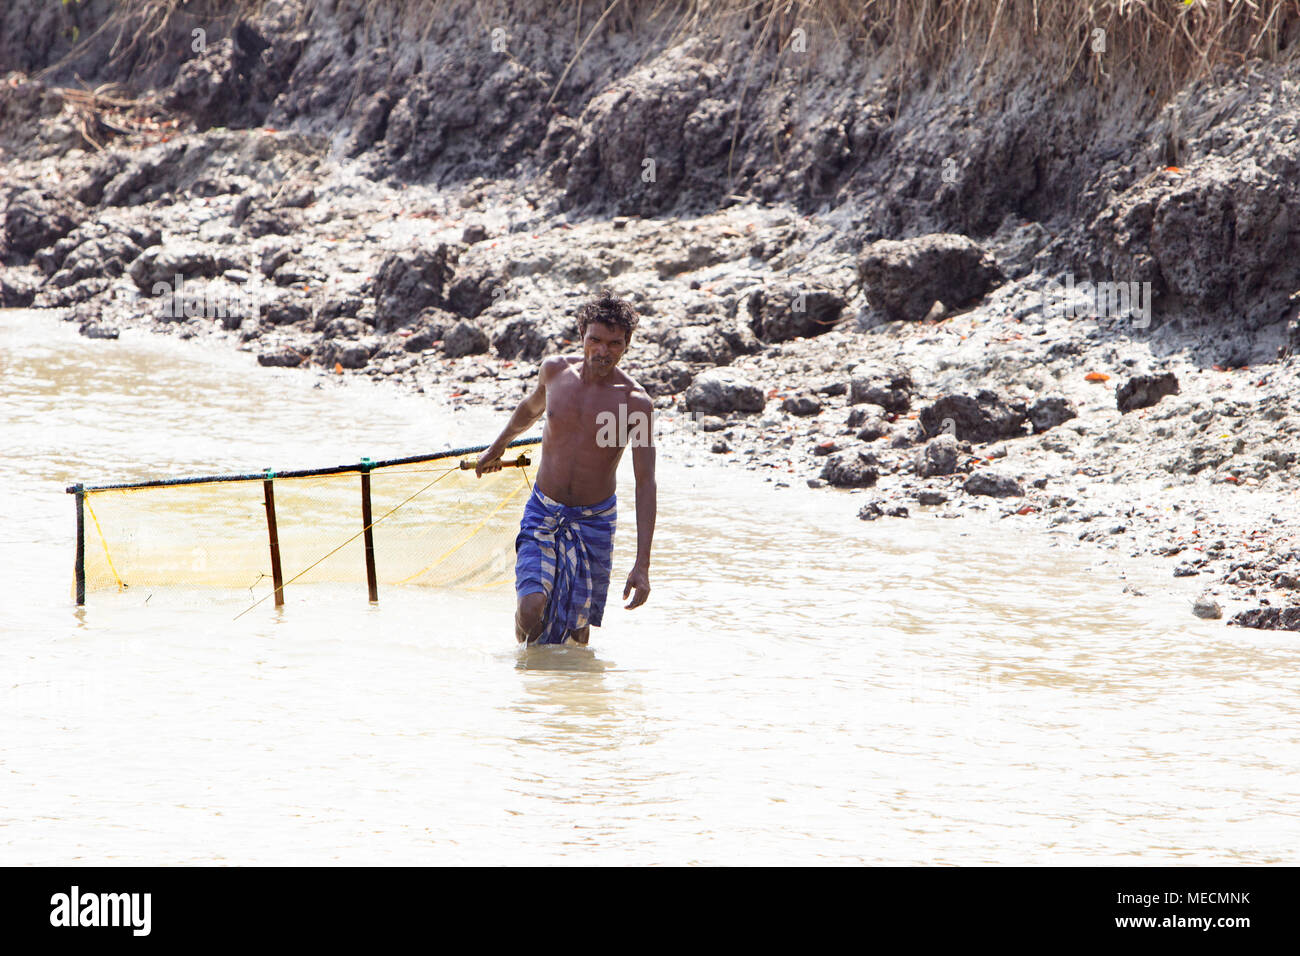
[575,291,639,344]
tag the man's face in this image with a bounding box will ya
[583,321,629,375]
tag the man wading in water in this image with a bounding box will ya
[476,292,656,645]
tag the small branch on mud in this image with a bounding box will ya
[51,83,181,151]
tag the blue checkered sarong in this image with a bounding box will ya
[514,486,617,645]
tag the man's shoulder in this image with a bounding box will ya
[608,369,650,405]
[540,355,581,380]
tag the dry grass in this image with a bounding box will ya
[655,1,1300,99]
[34,0,276,82]
[40,0,1300,104]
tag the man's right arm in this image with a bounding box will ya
[476,357,556,476]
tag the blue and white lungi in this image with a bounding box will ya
[515,486,617,645]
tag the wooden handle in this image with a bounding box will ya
[462,453,531,471]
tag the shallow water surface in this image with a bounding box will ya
[2,310,1297,864]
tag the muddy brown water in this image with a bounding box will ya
[2,309,1297,864]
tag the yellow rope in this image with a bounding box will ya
[464,573,515,593]
[461,465,534,592]
[233,462,461,620]
[395,470,529,585]
[84,497,125,591]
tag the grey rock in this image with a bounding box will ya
[847,404,887,428]
[165,27,303,129]
[855,414,890,441]
[316,293,365,323]
[334,342,373,369]
[857,233,1004,322]
[992,220,1052,280]
[257,347,307,368]
[230,193,254,226]
[1229,606,1300,631]
[77,321,119,340]
[858,499,909,520]
[373,245,457,332]
[962,470,1024,497]
[322,317,365,340]
[403,315,450,352]
[32,276,109,308]
[343,90,395,158]
[781,391,822,417]
[639,360,695,397]
[919,390,1029,443]
[0,272,36,307]
[46,228,144,287]
[129,241,234,290]
[554,49,730,215]
[1090,92,1300,332]
[684,367,765,415]
[278,186,315,209]
[1,186,84,263]
[663,325,734,365]
[64,153,129,206]
[1192,594,1223,620]
[443,319,490,358]
[261,295,311,326]
[446,270,498,319]
[915,434,960,477]
[1117,372,1180,412]
[747,284,844,342]
[1028,396,1078,433]
[1047,339,1083,360]
[820,449,880,488]
[241,206,302,238]
[849,364,913,412]
[259,244,292,278]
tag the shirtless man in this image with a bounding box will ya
[476,292,656,645]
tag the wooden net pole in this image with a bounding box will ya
[263,472,285,607]
[73,484,85,606]
[361,458,378,603]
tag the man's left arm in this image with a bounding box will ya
[624,393,656,610]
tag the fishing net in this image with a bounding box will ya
[70,439,539,606]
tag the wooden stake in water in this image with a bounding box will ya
[263,473,284,607]
[361,459,378,603]
[73,483,85,606]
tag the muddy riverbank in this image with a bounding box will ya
[3,0,1299,628]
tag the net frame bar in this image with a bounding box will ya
[63,437,541,494]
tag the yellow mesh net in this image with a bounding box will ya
[72,440,539,605]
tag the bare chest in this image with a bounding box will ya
[546,374,629,444]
